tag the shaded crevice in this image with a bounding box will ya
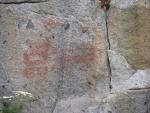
[51,98,58,113]
[104,8,110,50]
[104,8,112,93]
[128,87,150,90]
[0,1,48,4]
[107,56,112,92]
[146,91,149,113]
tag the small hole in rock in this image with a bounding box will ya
[64,23,70,30]
[3,40,7,44]
[2,85,5,88]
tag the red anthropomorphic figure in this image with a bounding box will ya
[23,37,55,79]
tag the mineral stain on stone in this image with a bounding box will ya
[26,19,34,29]
[110,6,150,70]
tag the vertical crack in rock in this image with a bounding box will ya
[104,8,110,50]
[104,8,112,93]
[146,90,149,113]
[51,97,58,113]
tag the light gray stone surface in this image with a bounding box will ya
[109,50,150,93]
[105,90,150,113]
[106,0,150,113]
[0,0,110,112]
[0,0,150,113]
[0,64,13,97]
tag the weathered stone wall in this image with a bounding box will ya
[106,0,150,113]
[0,0,149,113]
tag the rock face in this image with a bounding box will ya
[0,0,150,113]
[0,64,13,97]
[106,0,150,113]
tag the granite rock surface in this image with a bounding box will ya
[0,0,150,113]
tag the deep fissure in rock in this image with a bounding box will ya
[104,8,112,93]
[0,1,47,4]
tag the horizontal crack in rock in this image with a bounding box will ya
[0,1,48,4]
[128,87,150,90]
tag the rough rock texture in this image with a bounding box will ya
[105,90,150,113]
[0,0,110,113]
[107,0,150,92]
[106,0,150,113]
[0,0,150,113]
[0,64,13,97]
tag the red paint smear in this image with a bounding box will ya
[24,37,55,67]
[50,55,72,72]
[50,47,99,72]
[23,37,56,79]
[23,66,48,79]
[23,36,99,78]
[24,50,48,66]
[23,67,35,79]
[37,66,48,77]
[42,19,68,28]
[74,48,98,68]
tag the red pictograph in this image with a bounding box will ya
[24,37,55,66]
[23,37,56,79]
[23,66,48,79]
[50,48,99,72]
[42,18,68,29]
[23,37,99,79]
[23,18,99,79]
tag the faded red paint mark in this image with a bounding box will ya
[74,48,98,68]
[23,37,56,79]
[50,47,99,72]
[23,67,35,79]
[42,18,68,29]
[23,36,99,79]
[23,66,48,79]
[24,37,56,67]
[24,50,48,67]
[37,66,48,77]
[23,18,99,79]
[50,55,72,72]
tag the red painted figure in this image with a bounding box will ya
[50,47,99,72]
[42,19,68,29]
[23,37,55,79]
[23,37,99,78]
